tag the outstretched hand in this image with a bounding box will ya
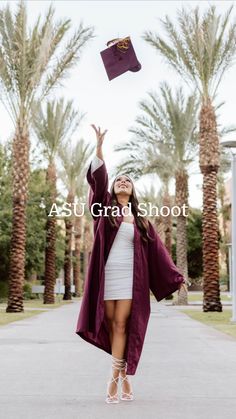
[91,124,108,148]
[178,282,188,294]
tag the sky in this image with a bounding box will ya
[0,0,235,208]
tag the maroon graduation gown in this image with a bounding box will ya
[75,161,184,375]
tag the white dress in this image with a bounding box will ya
[90,156,134,300]
[104,221,134,300]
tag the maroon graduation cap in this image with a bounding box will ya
[100,36,141,81]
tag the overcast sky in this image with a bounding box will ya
[0,0,235,208]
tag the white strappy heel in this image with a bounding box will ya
[105,356,126,404]
[119,360,134,401]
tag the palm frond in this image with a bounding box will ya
[143,4,236,99]
[0,0,94,125]
[32,98,83,161]
[59,138,94,194]
[41,23,94,99]
[114,82,199,190]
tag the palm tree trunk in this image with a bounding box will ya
[6,124,29,312]
[44,163,57,304]
[175,168,189,305]
[154,215,165,241]
[218,180,230,291]
[63,219,72,300]
[63,191,74,300]
[199,98,222,312]
[162,190,172,255]
[73,216,82,297]
[162,189,174,301]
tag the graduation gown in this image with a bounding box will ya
[75,160,184,375]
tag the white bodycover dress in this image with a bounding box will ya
[91,156,134,300]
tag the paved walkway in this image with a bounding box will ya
[0,299,236,419]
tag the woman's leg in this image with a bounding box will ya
[104,300,116,348]
[104,299,132,398]
[104,300,117,399]
[112,299,132,359]
[113,299,132,396]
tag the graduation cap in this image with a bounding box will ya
[100,36,141,81]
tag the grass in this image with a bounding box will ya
[181,309,236,339]
[0,298,74,309]
[151,291,231,303]
[0,309,46,326]
[0,298,74,327]
[22,298,73,309]
[187,293,231,302]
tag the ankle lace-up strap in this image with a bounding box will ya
[111,355,126,371]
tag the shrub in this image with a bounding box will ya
[0,281,8,301]
[23,283,32,299]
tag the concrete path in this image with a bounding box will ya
[0,299,236,419]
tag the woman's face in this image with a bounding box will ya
[113,175,133,197]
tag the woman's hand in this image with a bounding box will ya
[91,124,108,148]
[178,282,188,294]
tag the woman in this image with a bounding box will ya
[75,125,187,404]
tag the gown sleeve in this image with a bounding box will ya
[91,155,104,173]
[147,221,184,302]
[86,155,110,219]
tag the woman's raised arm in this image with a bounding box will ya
[86,125,109,218]
[91,124,107,161]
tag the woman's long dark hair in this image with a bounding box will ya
[108,174,152,242]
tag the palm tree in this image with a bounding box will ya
[33,99,83,303]
[114,139,173,253]
[116,83,198,304]
[115,140,174,253]
[73,211,83,297]
[139,184,165,241]
[143,5,236,311]
[73,169,93,297]
[59,139,93,300]
[143,146,174,254]
[0,1,94,312]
